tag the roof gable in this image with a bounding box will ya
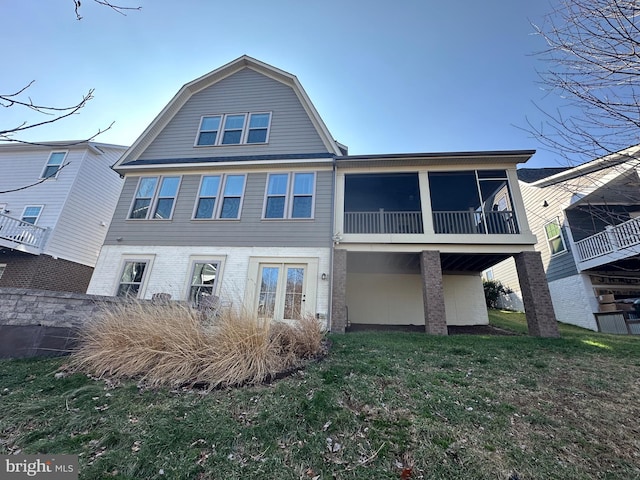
[115,56,341,169]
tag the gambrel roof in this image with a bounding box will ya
[114,55,342,170]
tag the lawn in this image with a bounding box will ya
[1,311,639,479]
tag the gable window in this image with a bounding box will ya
[129,176,181,220]
[195,113,271,146]
[189,261,220,306]
[544,218,566,255]
[196,116,222,146]
[117,261,148,298]
[221,115,246,145]
[192,174,246,220]
[21,205,43,225]
[263,172,315,219]
[41,151,67,179]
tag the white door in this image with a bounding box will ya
[257,263,307,320]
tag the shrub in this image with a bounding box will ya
[73,301,326,389]
[483,279,510,308]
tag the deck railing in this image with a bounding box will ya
[0,213,47,249]
[432,210,518,234]
[575,216,640,261]
[344,210,424,234]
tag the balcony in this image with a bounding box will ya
[574,216,640,270]
[0,212,48,253]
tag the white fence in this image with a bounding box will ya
[0,213,47,249]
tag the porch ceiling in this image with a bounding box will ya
[346,251,511,274]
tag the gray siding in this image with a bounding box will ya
[135,68,329,162]
[520,182,578,281]
[104,169,333,248]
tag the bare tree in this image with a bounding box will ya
[73,0,141,21]
[528,0,640,166]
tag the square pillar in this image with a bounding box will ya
[514,251,559,337]
[330,249,348,333]
[420,250,448,335]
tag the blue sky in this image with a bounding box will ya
[3,1,567,168]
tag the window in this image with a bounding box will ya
[129,176,180,220]
[189,261,220,305]
[192,174,246,219]
[0,264,5,280]
[195,112,271,146]
[21,206,43,224]
[221,114,246,145]
[41,151,67,179]
[116,261,148,298]
[263,172,315,219]
[544,218,566,255]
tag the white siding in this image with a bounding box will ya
[46,146,124,265]
[0,147,85,245]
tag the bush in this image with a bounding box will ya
[72,301,326,389]
[483,280,510,309]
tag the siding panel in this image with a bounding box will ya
[104,169,333,248]
[135,69,329,161]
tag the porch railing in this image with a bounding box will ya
[432,210,518,234]
[574,216,640,262]
[344,210,424,234]
[0,212,48,249]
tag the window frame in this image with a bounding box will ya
[185,257,225,306]
[261,172,316,220]
[544,218,567,256]
[115,258,151,299]
[191,174,246,220]
[40,151,68,179]
[128,176,182,220]
[21,205,43,225]
[194,112,272,147]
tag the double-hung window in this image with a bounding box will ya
[544,218,566,255]
[263,172,315,219]
[41,151,67,179]
[117,261,148,298]
[129,176,181,220]
[189,261,220,306]
[21,205,43,225]
[193,174,246,220]
[195,112,271,146]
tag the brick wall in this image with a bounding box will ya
[0,251,93,293]
[420,250,448,335]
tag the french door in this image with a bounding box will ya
[257,263,306,320]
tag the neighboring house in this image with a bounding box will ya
[0,141,127,292]
[488,146,640,333]
[87,56,558,336]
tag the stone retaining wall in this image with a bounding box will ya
[0,287,121,328]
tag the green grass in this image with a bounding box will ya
[1,311,639,479]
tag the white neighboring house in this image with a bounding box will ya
[0,141,127,292]
[488,146,640,333]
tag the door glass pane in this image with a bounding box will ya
[258,267,279,318]
[284,267,304,320]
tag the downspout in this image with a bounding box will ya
[327,157,336,332]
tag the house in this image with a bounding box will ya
[87,55,559,336]
[0,141,127,292]
[488,146,640,333]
